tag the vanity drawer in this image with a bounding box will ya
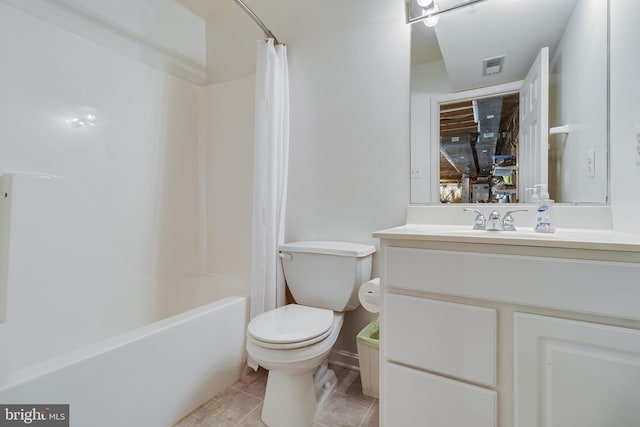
[385,246,640,320]
[385,293,496,386]
[384,362,497,427]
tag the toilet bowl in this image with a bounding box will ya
[246,241,375,427]
[247,305,344,426]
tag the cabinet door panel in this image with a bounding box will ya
[385,362,497,427]
[386,293,496,386]
[514,313,640,427]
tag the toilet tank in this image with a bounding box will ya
[279,241,376,312]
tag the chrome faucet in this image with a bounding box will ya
[502,209,528,231]
[463,208,486,230]
[463,208,527,231]
[485,210,504,231]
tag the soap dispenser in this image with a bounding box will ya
[526,187,539,203]
[534,184,555,233]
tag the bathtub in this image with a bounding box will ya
[0,173,252,424]
[0,295,249,426]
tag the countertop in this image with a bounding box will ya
[373,224,640,253]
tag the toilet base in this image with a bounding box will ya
[261,361,337,427]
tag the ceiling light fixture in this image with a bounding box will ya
[407,0,490,25]
[416,0,434,7]
[423,3,440,27]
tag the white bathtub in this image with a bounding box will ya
[0,295,249,427]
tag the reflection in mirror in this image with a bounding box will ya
[440,93,519,203]
[409,0,609,205]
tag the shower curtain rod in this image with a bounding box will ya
[232,0,281,45]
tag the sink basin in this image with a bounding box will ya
[398,225,561,239]
[443,229,558,238]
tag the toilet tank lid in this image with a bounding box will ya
[279,241,376,257]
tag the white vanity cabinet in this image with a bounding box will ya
[374,229,640,427]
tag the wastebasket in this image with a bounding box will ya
[356,318,379,398]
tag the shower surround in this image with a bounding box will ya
[0,2,251,424]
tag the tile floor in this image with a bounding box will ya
[174,365,379,427]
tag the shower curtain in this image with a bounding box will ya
[250,38,290,324]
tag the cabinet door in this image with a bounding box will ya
[514,313,640,427]
[385,362,497,427]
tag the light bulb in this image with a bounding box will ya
[416,0,434,7]
[423,4,440,27]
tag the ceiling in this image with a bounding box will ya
[176,0,235,19]
[180,0,579,90]
[411,0,578,91]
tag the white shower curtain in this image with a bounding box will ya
[250,38,290,323]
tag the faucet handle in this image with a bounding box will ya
[502,209,528,231]
[463,208,486,230]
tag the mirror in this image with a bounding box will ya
[409,0,609,204]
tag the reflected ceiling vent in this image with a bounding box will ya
[482,55,505,76]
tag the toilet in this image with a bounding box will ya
[246,241,376,427]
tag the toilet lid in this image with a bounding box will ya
[248,304,334,344]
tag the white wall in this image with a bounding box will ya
[202,0,412,356]
[276,0,410,354]
[199,75,255,286]
[610,0,640,234]
[205,9,262,85]
[1,0,206,84]
[0,2,201,372]
[548,0,608,203]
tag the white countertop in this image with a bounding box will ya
[373,224,640,253]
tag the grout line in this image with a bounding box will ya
[231,388,263,426]
[358,397,378,427]
[233,387,266,402]
[233,404,264,427]
[184,398,215,421]
[358,404,374,427]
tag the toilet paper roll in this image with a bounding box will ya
[358,277,380,313]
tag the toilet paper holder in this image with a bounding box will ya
[359,277,381,313]
[363,291,379,305]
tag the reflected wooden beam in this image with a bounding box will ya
[441,127,478,136]
[441,119,478,130]
[441,107,474,119]
[441,100,472,111]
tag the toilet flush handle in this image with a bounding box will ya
[279,252,292,261]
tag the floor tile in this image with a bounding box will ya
[334,366,376,404]
[235,404,268,427]
[195,388,262,427]
[361,402,380,427]
[173,414,207,427]
[233,368,268,399]
[179,366,379,427]
[314,392,373,427]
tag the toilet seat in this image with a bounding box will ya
[248,304,334,350]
